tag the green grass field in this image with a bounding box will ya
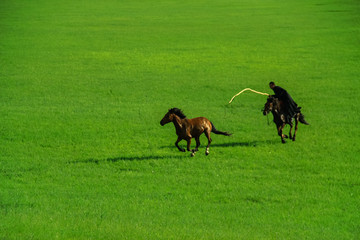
[1,0,359,239]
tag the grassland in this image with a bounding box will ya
[1,0,359,239]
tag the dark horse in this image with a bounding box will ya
[263,96,309,143]
[160,108,231,156]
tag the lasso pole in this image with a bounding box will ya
[228,88,270,104]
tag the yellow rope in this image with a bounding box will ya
[228,88,270,104]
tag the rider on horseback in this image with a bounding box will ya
[269,82,308,124]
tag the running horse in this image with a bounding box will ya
[262,96,309,143]
[160,108,231,156]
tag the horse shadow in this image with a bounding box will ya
[211,141,258,148]
[69,155,185,164]
[160,140,276,149]
[211,139,278,148]
[68,140,277,165]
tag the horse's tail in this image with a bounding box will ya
[299,113,310,125]
[211,122,232,136]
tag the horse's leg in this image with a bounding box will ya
[293,114,299,141]
[175,137,185,152]
[194,136,200,152]
[277,123,286,143]
[185,137,196,157]
[279,115,288,139]
[190,137,200,157]
[281,123,287,143]
[289,122,293,140]
[204,130,212,155]
[186,137,192,152]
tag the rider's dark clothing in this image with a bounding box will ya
[272,86,300,123]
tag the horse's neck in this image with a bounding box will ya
[172,115,186,133]
[272,100,284,114]
[271,100,286,122]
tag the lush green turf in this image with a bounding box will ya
[1,0,359,239]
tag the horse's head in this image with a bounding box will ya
[160,108,186,126]
[263,97,275,116]
[160,110,174,126]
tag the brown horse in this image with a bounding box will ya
[263,96,309,143]
[160,108,231,156]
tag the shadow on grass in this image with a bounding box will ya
[69,155,185,164]
[211,141,259,148]
[160,140,277,149]
[211,140,278,147]
[68,140,279,165]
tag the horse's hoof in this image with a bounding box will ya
[205,151,209,156]
[180,149,186,152]
[282,139,286,144]
[191,152,195,157]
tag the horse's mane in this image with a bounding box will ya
[169,108,187,119]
